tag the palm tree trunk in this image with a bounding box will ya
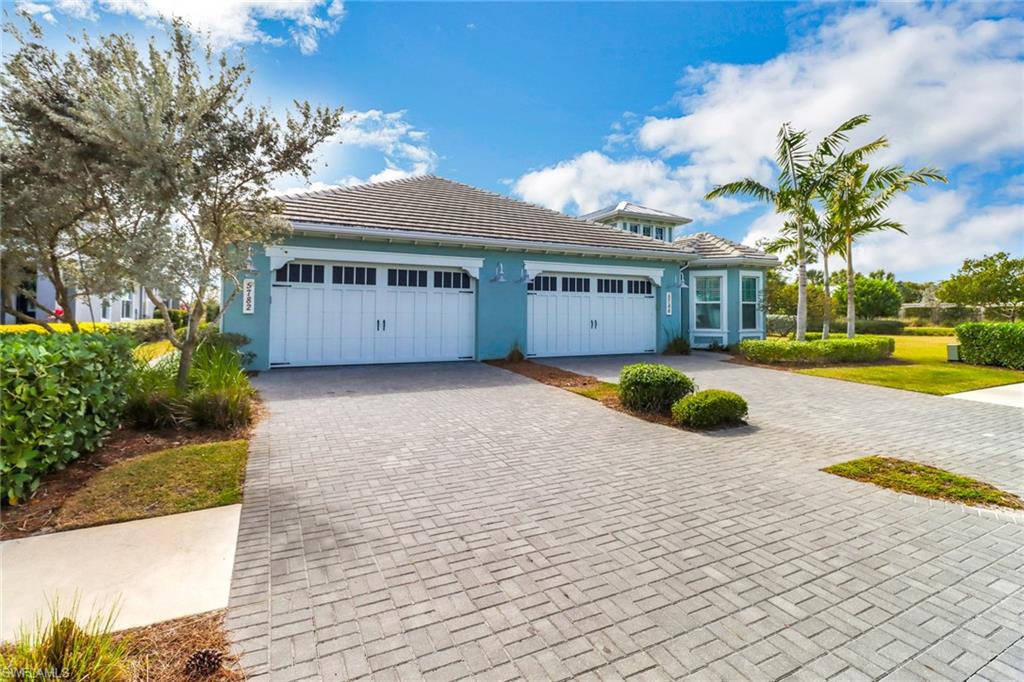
[845,233,855,338]
[822,250,831,340]
[795,218,808,342]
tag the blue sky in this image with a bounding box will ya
[13,1,1024,281]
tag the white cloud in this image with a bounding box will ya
[43,0,345,54]
[275,109,438,193]
[16,1,58,23]
[512,2,1024,275]
[741,189,1024,279]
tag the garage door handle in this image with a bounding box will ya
[383,319,386,331]
[376,319,380,331]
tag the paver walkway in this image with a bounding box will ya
[228,358,1024,681]
[1,504,240,639]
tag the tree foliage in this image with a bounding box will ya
[938,252,1024,322]
[834,274,903,319]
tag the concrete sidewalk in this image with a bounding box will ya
[1,504,240,640]
[947,381,1024,409]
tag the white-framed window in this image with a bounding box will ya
[654,227,665,241]
[101,299,111,321]
[629,222,641,234]
[642,224,652,237]
[691,271,726,331]
[740,271,764,331]
[121,298,133,319]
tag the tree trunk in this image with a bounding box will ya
[822,250,831,340]
[795,218,808,342]
[174,299,205,392]
[845,233,856,338]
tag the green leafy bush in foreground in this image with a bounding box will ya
[739,337,895,364]
[672,389,748,429]
[618,364,694,414]
[955,322,1024,370]
[1,333,133,504]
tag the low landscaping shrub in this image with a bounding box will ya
[739,337,895,365]
[618,363,694,414]
[1,333,133,504]
[108,318,166,344]
[850,318,905,335]
[663,335,691,355]
[124,355,184,428]
[955,322,1024,370]
[154,308,190,327]
[0,321,110,334]
[671,389,748,429]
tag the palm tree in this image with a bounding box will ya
[705,115,873,341]
[825,157,946,337]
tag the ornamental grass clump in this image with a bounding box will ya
[618,363,694,414]
[0,600,129,682]
[672,389,748,429]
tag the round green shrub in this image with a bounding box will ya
[672,389,748,429]
[618,363,694,414]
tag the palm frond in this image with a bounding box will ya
[776,122,811,188]
[814,114,871,159]
[704,178,776,203]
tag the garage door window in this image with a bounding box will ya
[276,263,325,283]
[332,266,376,285]
[527,276,558,291]
[561,277,590,293]
[627,279,653,295]
[434,271,471,289]
[388,268,428,287]
[597,279,624,294]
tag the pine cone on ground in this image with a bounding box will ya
[184,648,223,677]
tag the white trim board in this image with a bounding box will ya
[265,245,484,280]
[523,260,664,286]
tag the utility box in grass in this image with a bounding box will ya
[947,344,961,362]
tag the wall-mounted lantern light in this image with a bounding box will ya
[490,262,508,283]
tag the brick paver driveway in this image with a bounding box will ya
[228,356,1024,681]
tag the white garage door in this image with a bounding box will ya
[269,262,476,366]
[526,274,656,357]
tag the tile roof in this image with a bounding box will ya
[581,201,691,224]
[673,232,776,262]
[278,176,691,257]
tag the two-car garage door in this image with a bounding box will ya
[526,274,657,357]
[269,262,475,366]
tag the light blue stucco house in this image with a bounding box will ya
[222,176,777,370]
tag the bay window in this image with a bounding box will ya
[740,272,763,331]
[694,275,723,330]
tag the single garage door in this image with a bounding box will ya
[269,261,476,366]
[526,274,656,357]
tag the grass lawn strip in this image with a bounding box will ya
[790,335,1024,395]
[824,456,1023,509]
[56,439,248,531]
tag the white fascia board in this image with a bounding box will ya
[690,256,778,268]
[523,260,665,286]
[288,221,696,263]
[265,245,485,279]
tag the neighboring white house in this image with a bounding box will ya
[1,273,167,325]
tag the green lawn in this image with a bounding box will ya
[57,440,248,530]
[824,456,1023,509]
[797,335,1024,395]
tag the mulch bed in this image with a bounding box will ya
[119,610,244,681]
[487,360,676,426]
[1,425,247,541]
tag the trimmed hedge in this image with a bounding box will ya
[1,333,133,503]
[955,322,1024,370]
[672,389,748,429]
[739,337,895,364]
[618,364,694,414]
[901,326,956,336]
